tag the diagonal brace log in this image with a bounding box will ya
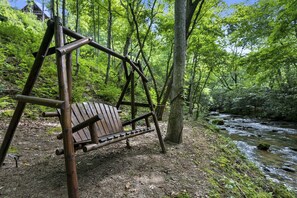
[0,21,54,167]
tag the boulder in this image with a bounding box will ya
[290,147,297,152]
[263,167,270,172]
[257,143,270,151]
[209,111,219,116]
[282,166,296,173]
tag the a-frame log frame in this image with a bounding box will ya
[0,16,166,198]
[0,17,80,197]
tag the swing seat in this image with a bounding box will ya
[55,102,154,154]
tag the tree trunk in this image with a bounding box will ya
[62,0,66,25]
[194,67,213,120]
[155,0,204,121]
[156,65,173,120]
[97,4,100,58]
[42,0,45,22]
[165,0,186,144]
[50,0,54,18]
[75,0,80,76]
[188,53,198,115]
[105,0,112,84]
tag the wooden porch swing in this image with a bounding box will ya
[0,17,166,198]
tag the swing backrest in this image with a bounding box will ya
[66,102,123,143]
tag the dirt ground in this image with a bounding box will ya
[0,117,215,197]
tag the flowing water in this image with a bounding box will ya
[210,113,297,193]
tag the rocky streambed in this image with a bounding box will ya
[209,113,297,193]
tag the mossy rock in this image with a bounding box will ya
[211,119,224,125]
[257,143,270,151]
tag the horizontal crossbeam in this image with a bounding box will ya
[14,95,64,109]
[62,25,148,82]
[63,26,125,60]
[56,37,92,55]
[120,101,153,108]
[122,112,153,126]
[42,112,59,117]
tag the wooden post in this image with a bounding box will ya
[126,70,136,148]
[116,72,132,109]
[66,53,72,103]
[54,17,79,198]
[90,123,98,144]
[0,21,54,166]
[131,70,136,130]
[138,62,166,153]
[122,60,128,80]
[145,117,151,128]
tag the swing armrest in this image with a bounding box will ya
[122,112,153,126]
[57,114,103,139]
[72,114,103,132]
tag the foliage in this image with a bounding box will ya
[0,96,13,108]
[0,1,151,110]
[211,86,297,121]
[95,83,121,103]
[208,0,297,121]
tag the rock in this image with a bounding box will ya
[289,147,297,152]
[282,166,296,173]
[257,143,270,151]
[263,167,270,172]
[125,182,131,190]
[209,111,219,116]
[211,119,224,125]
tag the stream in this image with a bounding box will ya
[209,113,297,193]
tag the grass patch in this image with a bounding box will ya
[1,109,14,117]
[47,126,62,135]
[8,146,18,154]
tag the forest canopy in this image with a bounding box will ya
[1,0,297,121]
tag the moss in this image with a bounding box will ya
[257,142,270,151]
[176,192,191,198]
